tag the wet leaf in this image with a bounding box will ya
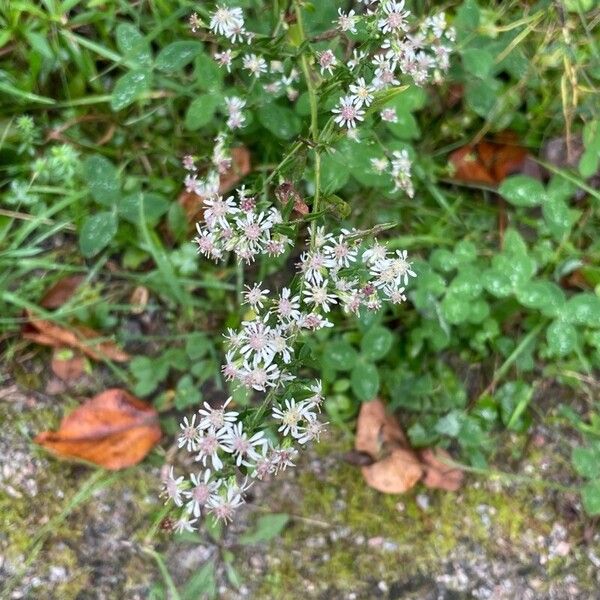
[35,388,161,469]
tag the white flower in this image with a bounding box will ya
[297,418,327,444]
[174,515,198,533]
[383,284,407,304]
[271,446,298,473]
[272,398,314,437]
[324,233,358,269]
[223,327,243,349]
[227,111,246,130]
[371,157,389,173]
[332,96,365,129]
[220,422,267,466]
[362,242,388,265]
[299,312,334,330]
[161,466,185,507]
[198,397,239,430]
[305,379,324,411]
[224,96,246,115]
[195,427,227,470]
[276,287,301,322]
[204,195,238,228]
[243,282,270,310]
[348,49,367,71]
[303,281,338,313]
[336,9,357,33]
[348,77,374,107]
[317,50,337,75]
[242,53,267,77]
[251,445,276,480]
[221,351,239,381]
[298,250,329,285]
[378,1,410,35]
[214,49,234,72]
[239,360,281,391]
[389,249,417,285]
[239,319,276,365]
[185,470,221,517]
[209,5,244,37]
[380,107,398,123]
[207,483,245,523]
[178,415,200,452]
[194,227,222,262]
[271,327,293,364]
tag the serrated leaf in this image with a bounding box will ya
[111,70,151,111]
[83,155,119,206]
[79,211,118,258]
[498,175,545,207]
[155,41,203,72]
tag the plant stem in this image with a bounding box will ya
[294,1,321,247]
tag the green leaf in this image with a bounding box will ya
[448,267,483,300]
[175,375,201,410]
[155,41,203,72]
[116,23,152,67]
[581,480,600,516]
[572,444,600,479]
[322,340,358,371]
[351,361,380,401]
[462,48,494,79]
[258,103,301,139]
[482,268,512,297]
[320,151,349,192]
[182,561,216,600]
[491,253,536,290]
[546,320,578,356]
[361,326,393,361]
[239,513,289,545]
[186,333,211,359]
[185,94,220,130]
[111,70,151,111]
[79,211,118,258]
[441,291,470,324]
[465,77,501,117]
[385,110,420,140]
[565,293,600,328]
[118,193,169,225]
[498,175,545,207]
[543,194,573,240]
[83,155,120,206]
[194,53,223,91]
[497,381,533,432]
[516,281,566,317]
[435,411,462,437]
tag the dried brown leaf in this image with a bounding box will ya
[23,310,130,362]
[419,448,464,492]
[355,399,408,458]
[51,348,85,382]
[40,275,84,309]
[361,448,423,494]
[35,388,161,470]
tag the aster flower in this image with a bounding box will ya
[317,50,337,75]
[161,466,185,507]
[214,49,234,72]
[198,397,239,431]
[276,287,301,322]
[207,484,245,523]
[242,53,267,77]
[178,415,201,452]
[349,77,375,108]
[209,5,244,38]
[220,422,267,466]
[380,107,398,123]
[195,428,227,470]
[174,515,198,533]
[378,1,410,35]
[185,470,221,517]
[336,8,358,33]
[332,96,365,129]
[243,282,270,310]
[303,281,338,313]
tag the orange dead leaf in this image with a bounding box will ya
[449,132,529,185]
[51,348,86,381]
[40,275,84,309]
[355,399,464,495]
[355,399,408,458]
[35,388,162,470]
[23,311,130,362]
[419,448,464,492]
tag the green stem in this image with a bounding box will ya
[294,1,321,247]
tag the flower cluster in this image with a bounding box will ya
[332,2,455,130]
[371,149,415,197]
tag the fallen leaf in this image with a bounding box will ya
[419,448,464,492]
[449,132,530,185]
[219,146,251,193]
[361,448,423,494]
[275,181,309,216]
[179,146,252,226]
[51,348,86,381]
[355,399,408,458]
[354,399,464,495]
[23,310,130,362]
[40,275,84,309]
[342,449,375,466]
[35,388,162,470]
